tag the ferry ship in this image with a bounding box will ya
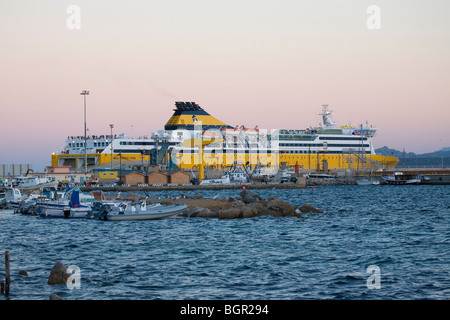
[51,102,399,171]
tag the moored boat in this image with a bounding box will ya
[304,173,337,179]
[37,187,94,218]
[4,187,24,209]
[200,166,249,185]
[106,204,187,221]
[381,172,422,185]
[90,201,187,221]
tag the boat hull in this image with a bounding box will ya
[38,203,91,219]
[382,178,422,185]
[106,204,187,221]
[381,174,422,185]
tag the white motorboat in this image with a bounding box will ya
[3,187,24,208]
[381,172,422,185]
[90,201,187,221]
[13,175,53,190]
[37,187,95,218]
[39,203,92,219]
[249,166,276,181]
[303,173,337,179]
[200,175,231,185]
[107,204,187,221]
[200,167,249,185]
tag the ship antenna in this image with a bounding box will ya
[317,104,336,128]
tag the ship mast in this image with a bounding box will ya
[317,104,336,129]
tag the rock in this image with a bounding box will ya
[48,262,69,285]
[183,207,218,218]
[267,198,300,217]
[190,207,217,218]
[49,293,65,300]
[239,189,262,204]
[18,270,28,276]
[246,202,276,217]
[197,208,218,218]
[218,207,242,219]
[298,204,323,213]
[240,205,259,218]
[232,200,245,207]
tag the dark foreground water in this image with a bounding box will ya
[0,185,449,300]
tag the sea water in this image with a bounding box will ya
[0,185,449,300]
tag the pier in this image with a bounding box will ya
[80,181,308,192]
[77,168,450,193]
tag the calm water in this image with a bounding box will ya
[0,185,449,300]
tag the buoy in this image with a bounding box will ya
[312,188,315,191]
[242,186,246,190]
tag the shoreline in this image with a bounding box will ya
[80,182,308,192]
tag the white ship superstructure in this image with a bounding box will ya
[52,102,399,170]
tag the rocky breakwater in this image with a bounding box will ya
[147,189,323,219]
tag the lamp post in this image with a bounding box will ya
[119,151,122,185]
[109,124,114,170]
[80,90,89,174]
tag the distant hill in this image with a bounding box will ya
[375,146,450,167]
[375,146,417,158]
[375,146,450,158]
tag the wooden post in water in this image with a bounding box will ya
[5,251,10,295]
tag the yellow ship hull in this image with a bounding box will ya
[172,152,398,170]
[52,152,398,171]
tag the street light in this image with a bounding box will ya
[80,90,89,174]
[110,124,114,170]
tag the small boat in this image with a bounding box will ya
[303,173,337,179]
[39,203,92,219]
[107,204,187,221]
[3,187,24,209]
[37,187,94,218]
[381,172,422,185]
[90,201,187,221]
[249,166,276,182]
[13,191,49,214]
[200,175,231,185]
[13,175,54,190]
[200,171,249,185]
[200,163,250,185]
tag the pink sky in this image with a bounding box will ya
[1,0,449,171]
